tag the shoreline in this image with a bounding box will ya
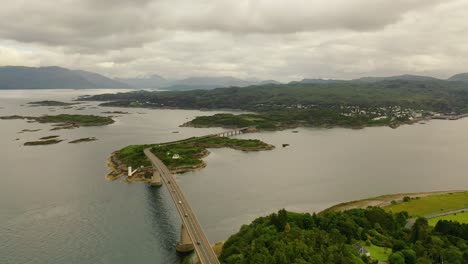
[321,190,467,214]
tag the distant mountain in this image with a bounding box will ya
[354,74,440,83]
[299,78,342,84]
[72,70,129,88]
[0,66,128,89]
[117,75,282,90]
[259,80,282,85]
[447,73,468,82]
[170,76,253,88]
[116,74,167,88]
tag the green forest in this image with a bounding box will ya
[83,79,468,113]
[219,208,468,264]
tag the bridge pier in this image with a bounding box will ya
[150,166,162,186]
[176,223,195,252]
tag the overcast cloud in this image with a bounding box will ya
[0,0,467,81]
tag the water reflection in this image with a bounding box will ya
[145,185,185,263]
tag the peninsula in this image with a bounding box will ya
[220,191,468,264]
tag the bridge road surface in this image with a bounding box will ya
[143,148,220,264]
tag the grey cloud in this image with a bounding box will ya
[0,0,467,82]
[0,0,447,51]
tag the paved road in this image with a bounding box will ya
[405,208,468,228]
[144,148,220,264]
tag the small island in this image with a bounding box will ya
[27,100,79,107]
[1,114,115,130]
[69,137,98,144]
[24,139,63,146]
[106,135,274,182]
[18,129,41,133]
[39,135,60,140]
[101,111,131,114]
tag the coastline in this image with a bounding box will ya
[321,190,467,214]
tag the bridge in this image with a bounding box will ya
[214,126,254,137]
[142,127,256,263]
[144,148,220,264]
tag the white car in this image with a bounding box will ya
[178,200,182,204]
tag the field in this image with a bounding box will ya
[365,243,391,262]
[383,191,468,217]
[428,211,468,226]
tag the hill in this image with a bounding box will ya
[116,74,167,88]
[116,75,282,90]
[0,66,128,89]
[448,73,468,82]
[354,74,440,83]
[83,78,468,113]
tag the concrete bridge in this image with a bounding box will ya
[142,128,256,263]
[214,127,254,137]
[144,148,220,264]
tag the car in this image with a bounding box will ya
[184,213,188,217]
[196,241,201,245]
[178,200,182,204]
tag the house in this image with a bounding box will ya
[354,243,370,257]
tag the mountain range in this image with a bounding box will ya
[2,66,468,90]
[0,66,128,89]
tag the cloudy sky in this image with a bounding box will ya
[0,0,467,81]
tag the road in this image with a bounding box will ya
[143,148,220,264]
[405,208,468,228]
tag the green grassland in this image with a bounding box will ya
[428,212,468,226]
[365,243,391,262]
[384,191,468,217]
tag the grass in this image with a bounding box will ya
[428,211,468,226]
[384,191,468,217]
[366,243,391,262]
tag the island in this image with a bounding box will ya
[69,137,98,144]
[24,139,63,146]
[18,129,41,133]
[101,111,131,114]
[27,100,79,106]
[181,112,406,131]
[219,191,468,264]
[106,135,274,182]
[0,114,114,130]
[39,135,60,140]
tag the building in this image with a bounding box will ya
[354,243,370,257]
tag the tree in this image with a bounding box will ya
[389,252,405,264]
[401,249,416,264]
[411,218,429,242]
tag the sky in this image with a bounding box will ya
[0,0,467,82]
